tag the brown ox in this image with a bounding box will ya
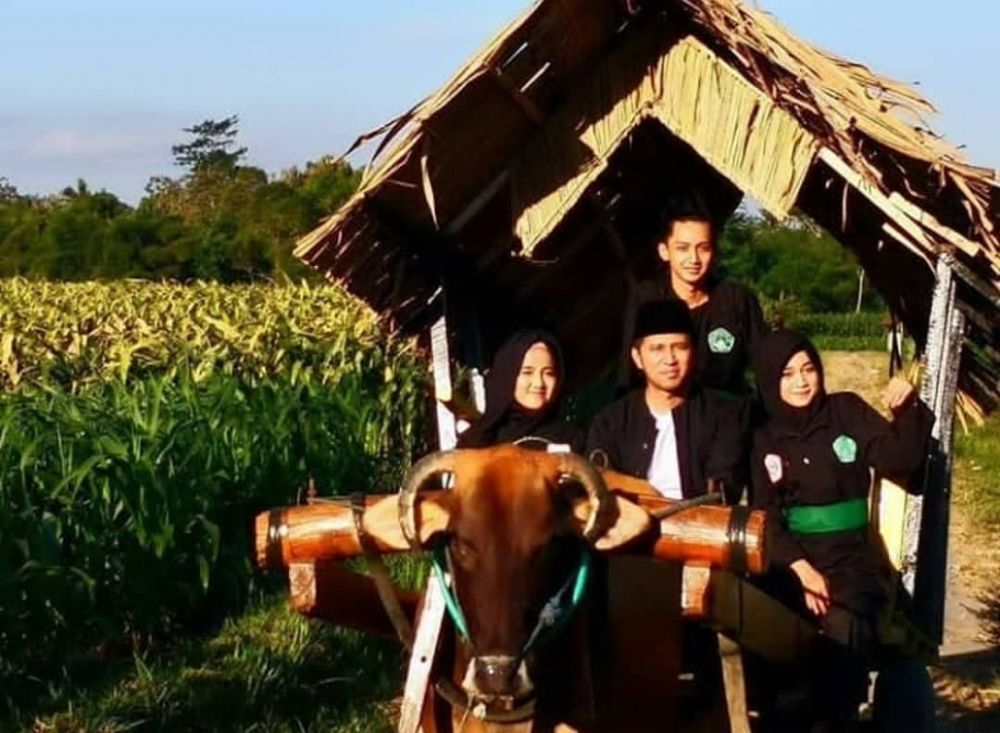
[395,444,684,733]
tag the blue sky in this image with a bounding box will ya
[2,1,997,203]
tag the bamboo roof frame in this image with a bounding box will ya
[296,0,1000,410]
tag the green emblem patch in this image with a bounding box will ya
[832,434,858,464]
[707,327,735,354]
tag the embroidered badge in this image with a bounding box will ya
[764,453,783,483]
[707,327,736,354]
[832,434,858,463]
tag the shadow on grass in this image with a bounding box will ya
[932,593,1000,733]
[8,596,404,733]
[933,645,1000,733]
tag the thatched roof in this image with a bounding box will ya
[296,0,1000,410]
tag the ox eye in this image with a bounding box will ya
[450,537,477,564]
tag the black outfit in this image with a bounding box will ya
[458,329,583,452]
[624,276,765,396]
[587,383,749,725]
[749,330,934,730]
[586,387,748,501]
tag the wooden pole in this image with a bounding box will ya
[399,310,457,733]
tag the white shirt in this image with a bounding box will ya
[647,411,683,500]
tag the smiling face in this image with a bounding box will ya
[630,333,693,394]
[512,342,558,411]
[657,219,715,288]
[779,350,821,408]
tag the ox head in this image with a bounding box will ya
[396,445,651,707]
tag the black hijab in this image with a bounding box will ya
[755,329,827,434]
[459,329,578,448]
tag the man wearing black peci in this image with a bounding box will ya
[589,298,748,504]
[588,298,750,728]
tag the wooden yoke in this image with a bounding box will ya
[255,488,766,575]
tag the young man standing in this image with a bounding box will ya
[624,204,765,396]
[592,299,748,502]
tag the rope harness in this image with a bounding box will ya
[430,542,593,656]
[347,483,594,724]
[427,541,593,722]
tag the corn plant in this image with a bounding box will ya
[0,278,419,392]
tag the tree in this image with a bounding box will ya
[171,116,248,173]
[0,177,19,202]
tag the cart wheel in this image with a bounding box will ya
[872,659,934,733]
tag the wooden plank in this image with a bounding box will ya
[399,573,449,733]
[430,315,457,449]
[681,563,712,619]
[707,571,818,664]
[443,169,510,236]
[717,634,751,733]
[491,67,545,124]
[887,192,984,260]
[288,560,421,637]
[399,313,459,733]
[876,478,909,570]
[818,147,938,266]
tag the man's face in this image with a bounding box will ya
[657,219,715,287]
[631,333,693,394]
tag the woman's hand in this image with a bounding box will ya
[790,559,830,616]
[882,376,916,416]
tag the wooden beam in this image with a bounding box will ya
[887,192,983,260]
[718,635,752,733]
[681,562,712,619]
[491,66,545,125]
[818,147,938,267]
[589,195,639,290]
[444,169,510,236]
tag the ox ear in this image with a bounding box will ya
[362,491,452,550]
[571,495,653,551]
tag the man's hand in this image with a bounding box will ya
[790,558,830,616]
[881,376,915,416]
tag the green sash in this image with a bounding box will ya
[784,497,868,535]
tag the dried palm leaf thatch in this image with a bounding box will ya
[512,29,818,253]
[294,0,999,409]
[679,0,999,260]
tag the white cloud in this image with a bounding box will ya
[24,129,168,160]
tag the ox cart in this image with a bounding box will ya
[257,0,1000,729]
[254,267,959,732]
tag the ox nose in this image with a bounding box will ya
[472,655,521,697]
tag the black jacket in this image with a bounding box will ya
[623,277,765,396]
[586,388,749,501]
[750,392,934,616]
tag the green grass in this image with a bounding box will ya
[953,413,1000,528]
[10,595,401,733]
[810,334,886,352]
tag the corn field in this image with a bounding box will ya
[0,279,429,715]
[0,278,413,391]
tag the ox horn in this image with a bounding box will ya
[556,453,614,543]
[398,451,457,550]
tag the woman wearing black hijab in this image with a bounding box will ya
[458,329,583,452]
[750,329,934,730]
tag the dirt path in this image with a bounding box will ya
[934,505,1000,731]
[823,352,1000,731]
